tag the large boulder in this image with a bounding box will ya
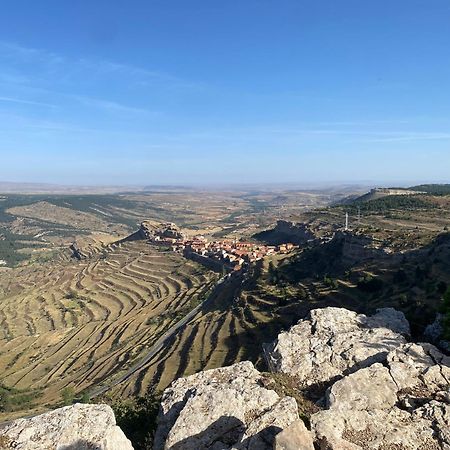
[265,307,449,449]
[424,313,450,353]
[153,361,299,450]
[264,307,409,386]
[311,343,450,449]
[0,403,133,450]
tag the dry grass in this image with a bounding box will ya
[0,240,216,417]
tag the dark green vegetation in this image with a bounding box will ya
[0,384,42,413]
[410,184,450,195]
[61,387,76,406]
[441,288,450,340]
[0,230,41,266]
[347,195,435,213]
[110,393,160,450]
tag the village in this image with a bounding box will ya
[147,222,297,272]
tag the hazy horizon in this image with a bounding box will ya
[0,178,447,192]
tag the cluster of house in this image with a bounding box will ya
[151,232,297,271]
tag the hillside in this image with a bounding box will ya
[1,186,449,431]
[0,188,346,267]
[351,187,425,203]
[0,238,218,418]
[409,183,450,195]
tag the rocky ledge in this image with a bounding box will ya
[155,307,450,450]
[0,403,133,450]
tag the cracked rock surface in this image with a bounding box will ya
[311,344,450,449]
[268,309,450,449]
[155,308,449,450]
[264,307,410,385]
[153,361,299,450]
[0,403,133,450]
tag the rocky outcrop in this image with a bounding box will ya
[311,343,450,449]
[0,403,133,450]
[153,361,299,450]
[155,307,449,450]
[264,307,409,386]
[140,221,184,240]
[269,311,450,450]
[253,220,316,246]
[70,242,87,260]
[124,221,184,242]
[425,314,450,353]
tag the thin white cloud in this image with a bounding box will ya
[348,132,450,143]
[0,40,200,90]
[68,94,159,115]
[0,40,198,117]
[0,95,56,108]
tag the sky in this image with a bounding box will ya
[0,0,449,186]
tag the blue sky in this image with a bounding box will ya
[0,0,449,185]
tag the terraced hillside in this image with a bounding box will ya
[110,256,309,398]
[0,240,217,417]
[111,231,450,401]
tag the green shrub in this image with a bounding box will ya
[357,275,383,293]
[61,386,75,406]
[111,392,160,450]
[440,288,450,340]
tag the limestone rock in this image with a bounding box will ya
[326,363,398,411]
[153,308,450,450]
[0,403,133,450]
[264,307,409,386]
[311,342,450,449]
[273,420,315,450]
[153,361,299,450]
[387,342,450,396]
[424,314,450,353]
[312,407,440,450]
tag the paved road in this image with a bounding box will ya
[87,273,235,398]
[0,271,240,426]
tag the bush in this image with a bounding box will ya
[323,275,338,289]
[393,269,407,284]
[357,275,383,293]
[61,386,75,406]
[0,384,42,412]
[440,288,450,340]
[437,281,448,295]
[112,392,160,450]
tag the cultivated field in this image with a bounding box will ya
[110,257,308,398]
[0,240,217,418]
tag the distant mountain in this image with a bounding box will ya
[336,187,424,205]
[0,181,145,194]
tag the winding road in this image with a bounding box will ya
[87,272,237,398]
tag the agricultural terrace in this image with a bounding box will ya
[0,240,217,417]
